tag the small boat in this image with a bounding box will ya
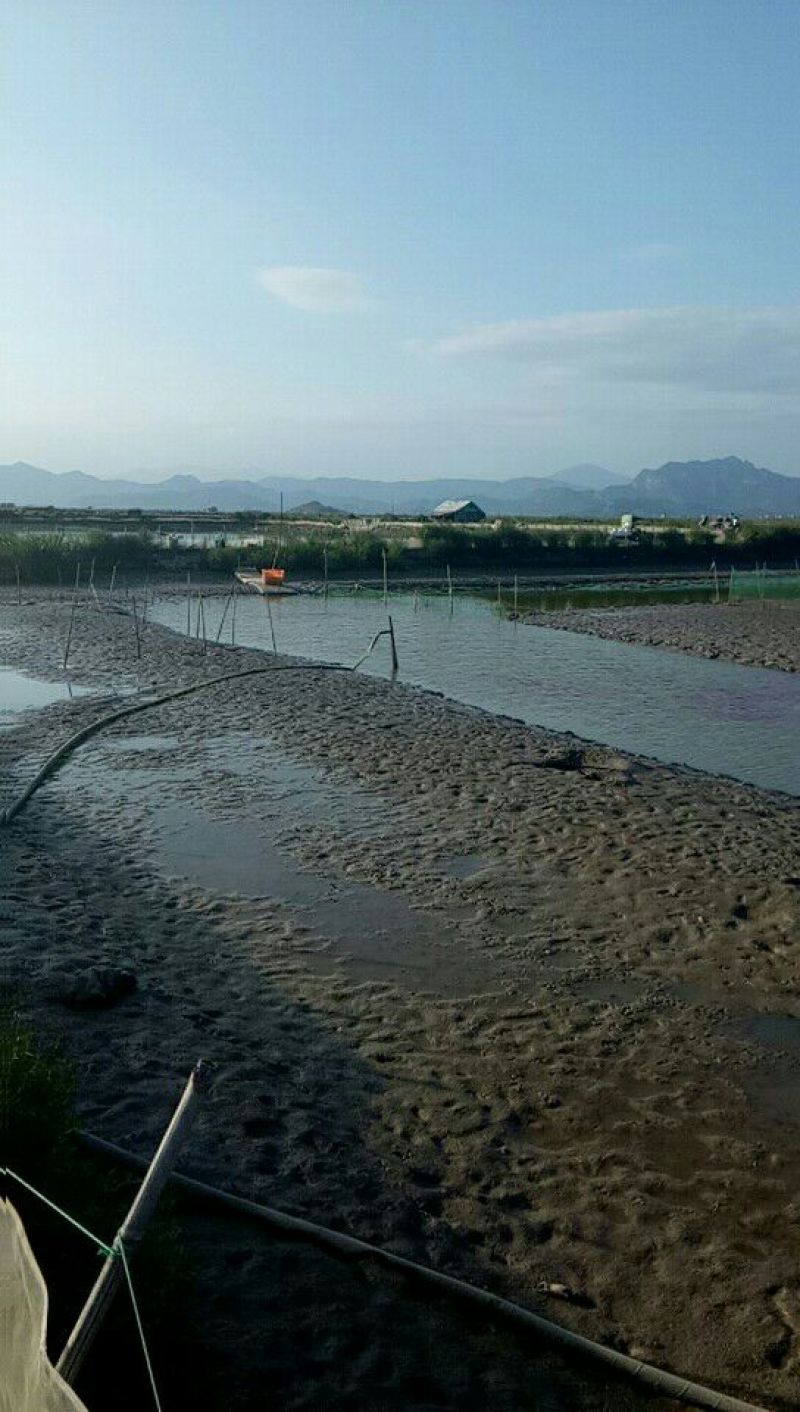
[235,568,297,596]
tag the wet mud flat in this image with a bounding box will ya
[519,598,800,673]
[2,589,800,1410]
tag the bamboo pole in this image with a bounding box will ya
[199,595,207,653]
[186,571,192,636]
[109,564,117,601]
[513,574,519,618]
[711,560,719,604]
[57,1064,205,1386]
[15,563,21,606]
[387,615,399,674]
[497,579,501,609]
[265,595,277,653]
[231,581,237,645]
[446,563,453,614]
[323,547,329,600]
[382,548,388,607]
[214,584,235,643]
[63,562,81,670]
[131,595,142,660]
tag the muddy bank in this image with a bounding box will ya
[519,599,800,673]
[2,589,800,1410]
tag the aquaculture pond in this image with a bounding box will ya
[151,591,800,797]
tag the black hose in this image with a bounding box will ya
[76,1130,772,1412]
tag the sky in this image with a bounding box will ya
[3,0,800,483]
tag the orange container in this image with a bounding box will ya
[261,567,286,585]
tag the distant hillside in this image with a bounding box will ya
[1,456,799,518]
[599,457,800,517]
[547,463,626,491]
[289,500,349,518]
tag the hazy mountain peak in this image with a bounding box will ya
[548,463,622,491]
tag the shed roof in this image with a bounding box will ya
[432,499,481,515]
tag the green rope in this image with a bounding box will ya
[117,1239,163,1412]
[3,1168,114,1256]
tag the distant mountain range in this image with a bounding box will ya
[1,456,799,518]
[546,463,627,491]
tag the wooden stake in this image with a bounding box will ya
[131,595,142,660]
[231,581,237,645]
[497,579,501,609]
[199,595,207,652]
[109,564,117,601]
[214,584,235,643]
[513,574,519,618]
[446,563,453,614]
[186,571,192,636]
[15,563,21,606]
[265,594,277,653]
[63,562,81,671]
[323,547,329,600]
[711,560,719,604]
[57,1064,205,1386]
[387,615,399,674]
[382,548,388,607]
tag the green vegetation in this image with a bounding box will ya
[2,518,800,584]
[0,530,157,584]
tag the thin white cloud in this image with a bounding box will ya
[429,307,800,395]
[256,265,371,313]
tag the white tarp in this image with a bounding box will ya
[0,1199,88,1412]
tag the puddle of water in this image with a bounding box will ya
[731,1012,800,1126]
[154,802,490,995]
[439,854,490,879]
[742,1013,800,1053]
[0,668,95,725]
[105,734,181,754]
[202,734,386,827]
[576,977,646,1005]
[741,1072,800,1126]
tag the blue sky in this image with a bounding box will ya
[3,0,800,481]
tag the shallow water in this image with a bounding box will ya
[153,801,491,995]
[151,592,800,796]
[0,667,94,726]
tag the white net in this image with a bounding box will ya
[0,1199,88,1412]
